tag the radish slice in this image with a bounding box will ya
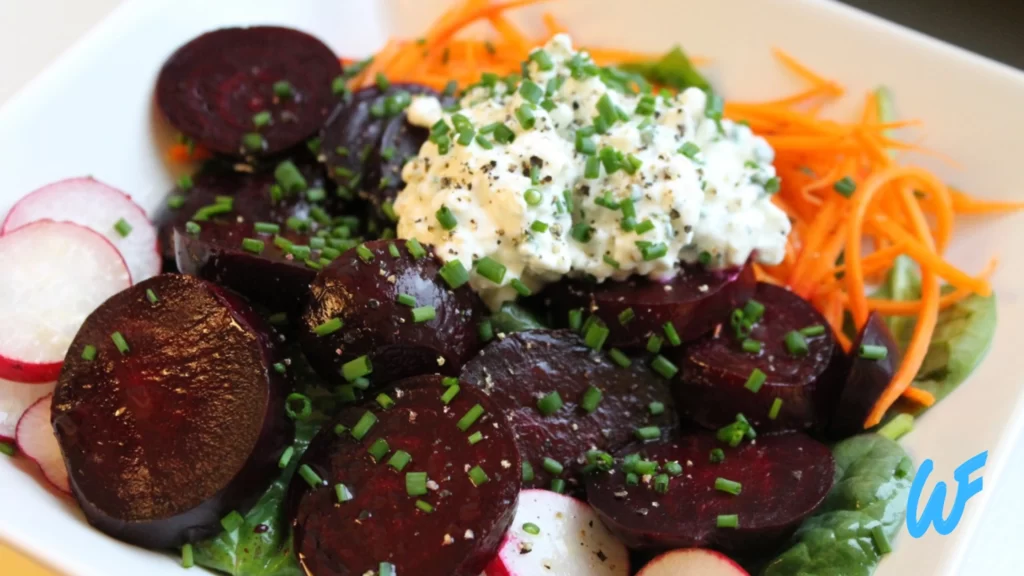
[637,549,749,576]
[2,177,159,282]
[0,221,132,383]
[485,489,629,576]
[16,393,70,494]
[0,378,54,441]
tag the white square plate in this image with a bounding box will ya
[2,0,1023,574]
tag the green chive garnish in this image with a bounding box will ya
[654,473,670,494]
[439,260,470,289]
[335,483,353,502]
[81,345,97,361]
[113,218,133,238]
[181,544,194,568]
[522,522,541,535]
[406,238,427,259]
[568,309,583,332]
[351,411,377,440]
[274,160,307,193]
[468,465,489,486]
[715,477,743,495]
[388,450,412,471]
[356,243,374,262]
[608,348,632,368]
[314,317,343,336]
[550,478,566,493]
[618,308,635,325]
[457,404,485,431]
[581,386,603,413]
[522,461,535,482]
[406,471,428,496]
[784,331,809,356]
[252,110,272,127]
[510,278,531,297]
[649,401,665,415]
[110,332,129,354]
[278,446,295,469]
[665,461,683,476]
[475,257,506,284]
[285,393,312,421]
[742,339,762,353]
[242,132,265,151]
[769,397,783,420]
[647,334,664,354]
[717,514,739,528]
[254,222,280,234]
[241,238,265,254]
[744,368,767,393]
[342,355,372,381]
[397,293,417,307]
[834,176,857,197]
[800,324,826,337]
[860,344,888,360]
[436,205,458,230]
[415,499,434,513]
[273,80,294,98]
[376,393,395,410]
[679,141,701,159]
[411,306,436,323]
[584,321,609,351]
[635,426,660,441]
[0,442,15,457]
[478,320,494,342]
[441,385,460,405]
[298,464,324,488]
[468,431,484,445]
[871,525,892,554]
[542,457,564,476]
[651,355,678,379]
[537,391,563,416]
[710,448,725,463]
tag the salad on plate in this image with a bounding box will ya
[0,1,1017,575]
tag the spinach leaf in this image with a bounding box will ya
[871,255,921,350]
[488,302,546,334]
[763,435,914,576]
[192,421,320,576]
[619,45,711,92]
[911,292,995,405]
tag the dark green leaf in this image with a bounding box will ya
[487,302,547,334]
[619,45,711,93]
[911,292,995,406]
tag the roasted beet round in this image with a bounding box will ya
[52,274,292,549]
[828,312,901,438]
[459,330,677,493]
[545,263,756,350]
[157,163,337,264]
[156,26,342,157]
[369,114,429,217]
[299,240,485,387]
[672,282,836,432]
[174,220,326,316]
[289,375,520,576]
[584,432,834,554]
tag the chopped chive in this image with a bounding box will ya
[285,393,312,421]
[241,238,265,254]
[81,345,97,361]
[350,412,378,441]
[530,220,549,233]
[584,156,601,179]
[834,176,857,197]
[522,461,535,482]
[510,278,531,297]
[145,290,159,305]
[665,461,683,476]
[113,218,133,238]
[784,331,809,356]
[475,257,506,284]
[617,307,635,326]
[411,306,436,323]
[335,483,353,502]
[492,123,516,144]
[306,187,327,202]
[743,299,765,323]
[859,344,889,360]
[314,317,343,336]
[522,522,541,535]
[333,423,348,436]
[405,238,427,259]
[167,195,186,209]
[341,355,372,381]
[388,450,412,471]
[571,222,594,242]
[633,460,658,475]
[647,334,664,354]
[625,472,639,486]
[634,219,655,235]
[763,177,781,194]
[651,355,678,379]
[478,319,494,342]
[710,448,726,463]
[649,401,665,415]
[110,332,129,354]
[274,160,307,193]
[273,362,286,374]
[298,464,324,488]
[608,348,632,368]
[871,524,892,554]
[406,471,428,496]
[584,321,609,351]
[550,478,566,493]
[177,174,194,192]
[468,465,489,486]
[379,562,396,576]
[715,477,743,495]
[581,386,603,413]
[468,431,484,445]
[242,132,265,151]
[742,339,762,353]
[530,49,554,71]
[524,188,542,206]
[878,413,914,441]
[639,242,668,261]
[654,473,670,494]
[537,391,563,416]
[457,404,485,431]
[273,80,294,98]
[475,134,494,149]
[568,308,584,332]
[514,104,536,129]
[679,141,701,159]
[368,438,390,461]
[181,543,194,568]
[717,514,739,529]
[376,393,395,410]
[635,426,660,441]
[895,455,913,479]
[519,80,544,104]
[769,397,783,420]
[356,243,374,262]
[542,457,564,476]
[254,222,280,234]
[441,385,460,405]
[252,110,272,128]
[439,259,470,289]
[575,132,597,155]
[415,499,434,513]
[744,368,767,393]
[800,324,826,337]
[397,293,417,307]
[603,254,620,269]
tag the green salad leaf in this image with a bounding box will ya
[191,421,320,576]
[619,45,711,92]
[488,302,547,334]
[763,434,914,576]
[911,291,995,405]
[872,255,921,350]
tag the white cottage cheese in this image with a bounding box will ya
[394,35,789,308]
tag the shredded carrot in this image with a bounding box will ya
[168,143,211,163]
[950,187,1024,214]
[903,387,937,407]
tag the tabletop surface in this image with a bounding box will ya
[0,1,1021,574]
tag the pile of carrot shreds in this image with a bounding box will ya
[184,0,1024,429]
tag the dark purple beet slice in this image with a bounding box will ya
[290,375,520,576]
[155,162,340,263]
[828,312,901,438]
[299,239,485,387]
[320,84,440,198]
[156,26,342,157]
[52,274,292,549]
[367,114,428,219]
[174,220,325,315]
[671,282,836,432]
[584,432,834,554]
[459,330,678,493]
[545,263,756,350]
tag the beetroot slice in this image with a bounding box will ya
[174,220,325,316]
[671,282,836,432]
[52,274,292,549]
[290,375,521,576]
[368,115,428,220]
[156,26,342,157]
[545,263,755,350]
[156,163,337,263]
[459,330,677,493]
[828,312,900,438]
[299,239,485,387]
[584,432,834,554]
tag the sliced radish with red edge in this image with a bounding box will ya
[485,489,629,576]
[2,177,159,282]
[0,378,54,441]
[16,393,70,494]
[0,221,131,383]
[637,548,749,575]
